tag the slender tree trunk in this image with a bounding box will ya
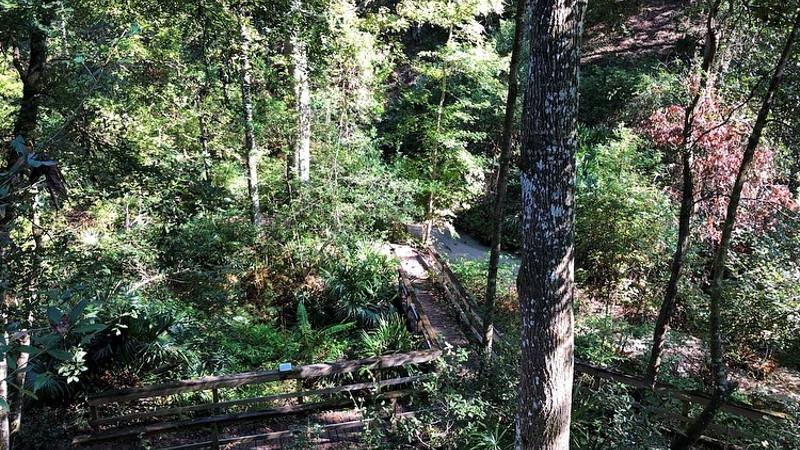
[481,0,526,368]
[2,18,51,446]
[10,330,29,435]
[292,0,311,183]
[0,328,8,450]
[515,1,586,449]
[422,24,453,245]
[11,206,41,435]
[673,9,800,449]
[198,2,212,182]
[645,0,722,386]
[238,17,262,226]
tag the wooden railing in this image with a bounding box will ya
[417,247,499,345]
[397,269,438,349]
[420,245,792,442]
[74,349,440,448]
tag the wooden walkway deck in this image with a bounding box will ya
[393,244,469,348]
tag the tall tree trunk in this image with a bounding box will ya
[197,1,213,182]
[0,328,9,450]
[238,17,262,226]
[422,24,453,245]
[10,329,29,435]
[645,0,722,386]
[515,1,586,449]
[481,0,526,368]
[672,9,800,449]
[6,12,50,167]
[2,16,51,446]
[292,0,311,183]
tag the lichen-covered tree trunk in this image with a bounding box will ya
[672,8,800,449]
[515,1,586,449]
[238,17,262,225]
[0,328,9,450]
[481,0,525,368]
[645,0,722,386]
[292,0,311,183]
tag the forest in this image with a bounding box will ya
[1,0,799,449]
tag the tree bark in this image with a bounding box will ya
[10,330,29,435]
[238,16,262,226]
[292,0,311,183]
[645,0,722,386]
[481,0,526,368]
[515,1,586,449]
[672,8,800,449]
[0,12,52,442]
[0,328,8,450]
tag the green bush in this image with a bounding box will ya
[321,244,398,327]
[576,126,672,303]
[722,220,800,368]
[580,59,685,126]
[359,312,416,357]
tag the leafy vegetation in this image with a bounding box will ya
[1,0,800,448]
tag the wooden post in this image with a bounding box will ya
[681,399,690,418]
[211,388,220,450]
[89,406,99,429]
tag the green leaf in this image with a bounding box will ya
[69,299,90,324]
[17,345,38,354]
[47,307,62,325]
[47,349,73,361]
[32,372,53,392]
[0,397,8,412]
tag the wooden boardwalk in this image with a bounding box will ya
[393,244,469,348]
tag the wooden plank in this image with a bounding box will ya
[157,410,421,450]
[75,390,414,446]
[91,375,426,427]
[88,350,440,406]
[399,268,438,349]
[635,402,754,440]
[74,398,354,445]
[424,247,504,343]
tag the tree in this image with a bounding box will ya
[238,13,262,226]
[291,0,311,183]
[392,0,504,245]
[515,1,586,449]
[673,7,800,449]
[481,0,525,368]
[645,0,722,386]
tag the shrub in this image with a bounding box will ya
[580,59,685,126]
[359,313,415,357]
[576,126,673,303]
[722,219,800,368]
[321,244,398,327]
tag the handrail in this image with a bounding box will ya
[88,349,441,406]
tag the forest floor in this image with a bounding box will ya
[582,0,697,64]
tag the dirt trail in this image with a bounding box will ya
[405,223,520,270]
